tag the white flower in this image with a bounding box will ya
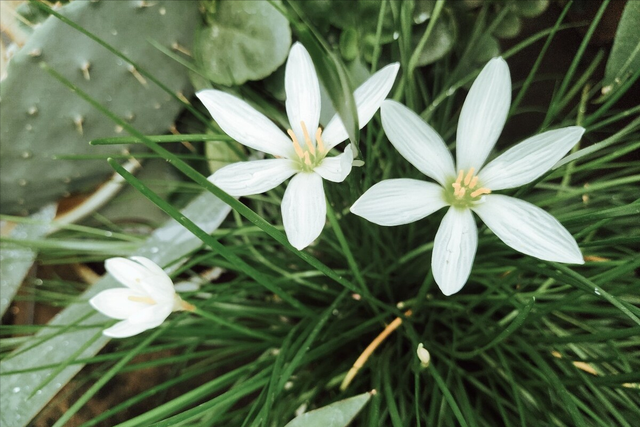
[351,57,584,296]
[197,42,399,250]
[89,257,192,338]
[416,343,431,368]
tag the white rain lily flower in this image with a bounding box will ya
[90,257,193,338]
[197,42,399,250]
[351,57,585,296]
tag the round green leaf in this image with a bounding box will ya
[196,0,291,86]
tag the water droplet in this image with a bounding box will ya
[25,124,33,131]
[27,106,38,115]
[12,387,20,393]
[446,87,456,96]
[105,231,113,237]
[21,151,33,159]
[393,31,400,40]
[159,7,166,15]
[18,179,27,186]
[149,247,159,254]
[594,288,601,296]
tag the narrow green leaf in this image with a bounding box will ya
[284,391,373,427]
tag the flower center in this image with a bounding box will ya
[446,168,491,207]
[128,295,156,305]
[287,121,326,172]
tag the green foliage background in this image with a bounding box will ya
[1,0,639,426]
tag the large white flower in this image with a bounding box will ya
[90,257,192,338]
[351,57,584,296]
[197,42,399,250]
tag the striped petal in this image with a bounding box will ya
[209,159,298,196]
[471,195,584,264]
[281,172,326,250]
[89,288,148,320]
[102,319,157,338]
[285,42,321,145]
[196,89,293,158]
[478,127,585,190]
[456,57,511,171]
[381,100,456,186]
[432,207,478,296]
[322,63,400,150]
[350,179,447,226]
[314,144,354,183]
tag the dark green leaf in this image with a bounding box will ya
[196,0,291,86]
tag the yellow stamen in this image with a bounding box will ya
[287,129,305,158]
[128,296,156,304]
[315,127,325,154]
[300,121,316,155]
[463,167,475,186]
[469,176,479,189]
[470,187,491,198]
[455,170,464,185]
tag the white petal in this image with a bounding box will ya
[209,159,298,196]
[129,257,175,297]
[432,207,478,296]
[472,195,583,263]
[478,127,585,190]
[89,288,148,320]
[285,42,321,145]
[102,319,156,338]
[128,303,173,325]
[281,172,326,250]
[196,89,293,158]
[104,257,151,293]
[456,57,511,171]
[350,179,447,226]
[381,100,456,186]
[105,257,172,300]
[322,63,400,150]
[314,144,354,182]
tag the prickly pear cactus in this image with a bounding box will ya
[0,0,199,214]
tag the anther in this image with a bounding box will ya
[470,188,491,198]
[455,170,464,185]
[469,176,479,189]
[287,129,305,158]
[300,121,315,155]
[463,167,475,186]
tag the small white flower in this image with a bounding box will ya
[416,343,431,368]
[90,257,192,338]
[197,42,399,250]
[351,57,584,296]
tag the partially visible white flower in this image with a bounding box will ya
[90,257,193,338]
[351,57,584,296]
[197,42,399,250]
[416,343,431,368]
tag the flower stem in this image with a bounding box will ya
[340,310,413,391]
